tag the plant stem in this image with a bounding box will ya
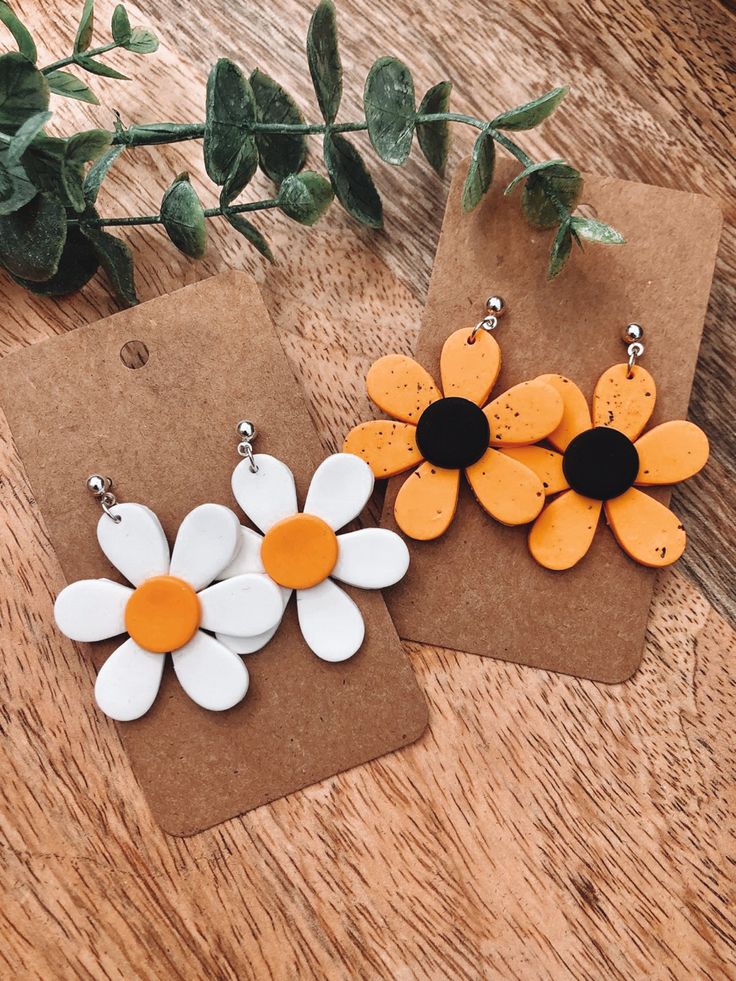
[113,112,535,165]
[489,131,533,168]
[210,201,279,218]
[68,198,280,228]
[418,112,486,130]
[97,113,565,226]
[114,123,206,146]
[113,120,372,146]
[42,40,120,73]
[250,121,369,135]
[116,115,492,146]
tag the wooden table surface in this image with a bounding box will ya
[1,1,734,977]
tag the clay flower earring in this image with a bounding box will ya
[54,477,283,720]
[214,421,410,662]
[343,296,564,539]
[526,324,709,569]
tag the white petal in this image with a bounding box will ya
[97,503,170,586]
[198,573,283,636]
[296,579,365,662]
[217,624,278,656]
[217,526,265,578]
[169,503,240,591]
[54,579,133,642]
[94,637,165,721]
[171,631,249,711]
[217,586,291,654]
[231,454,297,533]
[332,528,410,589]
[304,453,375,531]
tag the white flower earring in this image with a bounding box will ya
[54,476,283,721]
[215,420,411,662]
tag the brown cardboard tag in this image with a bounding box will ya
[381,158,722,683]
[0,270,427,835]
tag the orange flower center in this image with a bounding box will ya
[125,575,201,654]
[261,513,338,590]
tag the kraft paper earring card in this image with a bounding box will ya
[378,158,721,683]
[0,270,427,835]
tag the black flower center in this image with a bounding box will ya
[416,397,490,470]
[563,426,639,500]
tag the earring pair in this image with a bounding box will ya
[344,298,709,569]
[54,427,410,721]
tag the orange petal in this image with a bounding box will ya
[393,462,460,540]
[484,380,564,447]
[366,355,441,424]
[440,327,501,405]
[499,446,568,496]
[528,490,602,570]
[535,373,591,451]
[634,420,709,486]
[593,363,656,439]
[466,448,546,525]
[343,420,423,478]
[605,488,686,567]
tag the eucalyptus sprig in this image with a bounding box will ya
[0,0,624,307]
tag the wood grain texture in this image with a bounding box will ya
[0,0,734,977]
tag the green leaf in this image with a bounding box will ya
[123,27,158,54]
[65,128,112,165]
[521,163,582,229]
[0,145,35,214]
[57,167,84,213]
[73,0,94,55]
[160,172,206,258]
[0,2,37,63]
[416,80,451,176]
[0,192,66,280]
[548,219,572,280]
[569,215,625,245]
[6,109,50,164]
[75,55,130,80]
[203,58,257,186]
[0,52,49,130]
[307,0,341,124]
[58,129,112,213]
[111,4,131,44]
[323,131,382,228]
[504,158,565,195]
[277,170,333,225]
[19,133,64,195]
[80,222,138,306]
[220,136,259,204]
[11,224,99,295]
[45,70,98,104]
[225,212,274,262]
[363,56,415,166]
[461,126,495,212]
[250,68,306,184]
[491,86,568,132]
[22,131,109,218]
[83,144,124,204]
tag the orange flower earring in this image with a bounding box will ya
[526,324,709,570]
[344,296,565,540]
